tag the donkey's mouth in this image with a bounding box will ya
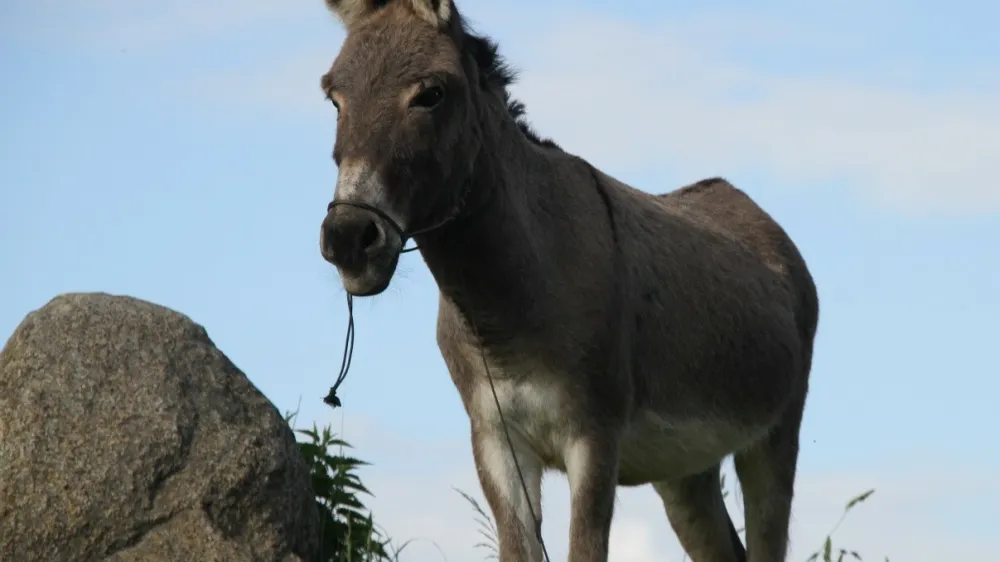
[344,276,390,297]
[336,250,400,297]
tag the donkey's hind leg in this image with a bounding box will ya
[653,464,746,562]
[733,393,806,562]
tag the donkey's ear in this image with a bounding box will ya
[406,0,453,29]
[323,0,381,29]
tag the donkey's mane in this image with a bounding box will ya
[460,23,559,149]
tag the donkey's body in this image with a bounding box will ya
[317,2,818,561]
[430,150,816,562]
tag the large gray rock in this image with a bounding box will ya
[0,293,319,562]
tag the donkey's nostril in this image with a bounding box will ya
[361,220,380,251]
[320,209,389,270]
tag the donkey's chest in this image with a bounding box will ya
[469,371,575,469]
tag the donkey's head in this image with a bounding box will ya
[317,0,488,296]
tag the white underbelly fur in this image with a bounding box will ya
[472,372,764,484]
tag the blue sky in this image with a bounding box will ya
[2,0,998,560]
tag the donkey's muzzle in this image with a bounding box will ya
[320,205,400,296]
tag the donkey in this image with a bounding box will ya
[316,1,819,561]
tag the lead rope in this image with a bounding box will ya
[321,292,354,408]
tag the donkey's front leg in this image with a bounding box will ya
[565,434,621,562]
[472,425,545,562]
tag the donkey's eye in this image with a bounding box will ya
[410,86,445,110]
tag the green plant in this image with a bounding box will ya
[454,488,500,561]
[286,410,402,562]
[296,423,393,561]
[803,489,877,562]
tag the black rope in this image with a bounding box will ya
[322,292,355,408]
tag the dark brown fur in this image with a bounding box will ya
[316,2,819,561]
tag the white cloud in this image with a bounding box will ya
[178,5,1000,217]
[507,14,1000,217]
[334,412,999,562]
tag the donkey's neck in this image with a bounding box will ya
[416,111,563,346]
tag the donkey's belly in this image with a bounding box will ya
[474,377,765,484]
[616,410,768,485]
